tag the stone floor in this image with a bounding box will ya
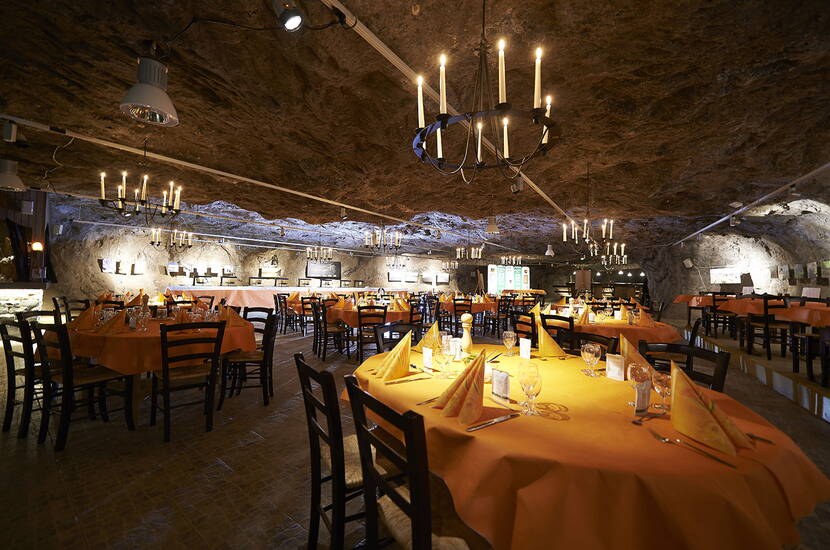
[2,327,830,549]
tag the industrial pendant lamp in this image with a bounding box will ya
[485,216,500,234]
[120,55,179,127]
[0,159,26,191]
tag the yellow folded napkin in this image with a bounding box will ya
[413,322,439,352]
[433,350,486,425]
[98,310,129,334]
[576,307,591,325]
[557,297,567,306]
[619,335,653,377]
[375,331,412,381]
[335,297,346,308]
[528,302,541,319]
[396,298,410,311]
[287,291,299,301]
[155,292,167,305]
[537,321,566,357]
[68,306,97,331]
[637,311,657,328]
[671,362,753,456]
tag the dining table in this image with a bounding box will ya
[325,305,411,327]
[353,344,830,550]
[548,308,682,343]
[438,301,497,315]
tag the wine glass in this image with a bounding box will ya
[627,362,652,408]
[518,362,542,416]
[580,342,602,376]
[502,330,517,357]
[652,371,672,411]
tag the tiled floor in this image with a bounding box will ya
[2,327,830,549]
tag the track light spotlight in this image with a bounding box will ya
[272,1,304,32]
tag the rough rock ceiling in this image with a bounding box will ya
[1,0,829,262]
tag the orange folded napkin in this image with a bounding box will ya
[126,290,144,307]
[375,331,412,381]
[335,296,346,308]
[557,297,567,306]
[413,322,439,353]
[396,298,410,311]
[287,291,299,301]
[173,308,190,324]
[536,318,566,357]
[217,305,248,327]
[637,311,657,328]
[96,292,113,302]
[98,310,129,334]
[670,362,753,456]
[619,335,653,377]
[68,306,97,331]
[433,350,486,425]
[576,307,592,325]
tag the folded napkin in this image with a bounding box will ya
[96,292,113,302]
[335,297,346,308]
[671,362,753,456]
[576,307,592,325]
[155,292,167,305]
[637,311,657,328]
[433,350,486,425]
[218,305,248,327]
[536,318,566,357]
[98,310,129,334]
[375,331,412,381]
[68,306,97,331]
[619,335,653,376]
[396,298,410,311]
[413,322,439,353]
[528,302,541,319]
[557,297,567,306]
[287,291,299,301]
[126,291,144,307]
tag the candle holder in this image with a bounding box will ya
[98,171,183,222]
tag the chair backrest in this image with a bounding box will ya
[29,321,71,388]
[242,306,273,339]
[358,306,387,331]
[374,322,423,352]
[638,342,731,392]
[344,374,432,549]
[408,301,423,324]
[159,321,227,382]
[509,311,536,344]
[274,293,289,315]
[572,332,618,357]
[687,318,702,347]
[802,287,821,299]
[0,318,36,385]
[196,295,215,309]
[748,294,788,326]
[652,301,666,322]
[259,313,279,366]
[540,313,574,348]
[301,296,319,316]
[452,299,472,315]
[496,296,514,317]
[61,297,90,322]
[16,309,61,326]
[294,353,350,508]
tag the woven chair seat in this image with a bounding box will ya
[153,363,211,381]
[54,365,122,385]
[225,349,263,363]
[378,484,471,550]
[748,321,790,329]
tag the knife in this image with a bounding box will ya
[487,352,502,363]
[747,432,774,445]
[466,413,520,432]
[384,377,430,385]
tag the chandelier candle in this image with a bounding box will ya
[542,96,552,144]
[609,219,614,239]
[174,186,181,211]
[562,222,567,242]
[502,118,509,158]
[100,172,106,199]
[498,39,506,104]
[602,219,607,239]
[476,122,483,163]
[141,175,148,201]
[437,128,443,158]
[416,76,426,128]
[439,54,447,115]
[161,190,168,214]
[534,48,542,109]
[168,181,174,207]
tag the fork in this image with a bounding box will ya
[648,429,737,468]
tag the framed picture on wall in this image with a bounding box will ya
[807,262,819,279]
[794,264,805,279]
[298,278,311,287]
[100,258,117,273]
[769,266,778,279]
[387,271,402,283]
[404,271,419,283]
[422,272,434,283]
[131,262,145,275]
[436,272,450,285]
[353,280,365,287]
[777,265,790,280]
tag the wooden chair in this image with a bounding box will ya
[639,342,731,392]
[220,314,277,407]
[356,306,387,363]
[0,318,39,438]
[196,295,215,309]
[571,332,619,359]
[509,311,536,346]
[746,294,789,360]
[687,292,706,326]
[703,292,738,338]
[374,322,424,353]
[540,313,575,351]
[242,306,273,350]
[638,319,702,371]
[16,309,61,326]
[294,354,366,550]
[423,295,439,325]
[345,374,476,549]
[61,297,90,322]
[301,296,320,336]
[275,293,300,334]
[451,299,472,337]
[30,321,133,451]
[150,321,226,442]
[408,298,424,326]
[484,296,513,338]
[313,302,351,362]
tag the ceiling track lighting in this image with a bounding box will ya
[272,1,304,32]
[120,53,179,127]
[0,159,26,191]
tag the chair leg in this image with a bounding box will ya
[97,383,110,422]
[54,389,74,452]
[764,327,772,361]
[18,377,34,439]
[806,340,816,382]
[308,463,322,550]
[218,361,228,411]
[124,375,135,431]
[206,367,217,432]
[321,333,328,362]
[780,329,787,357]
[38,384,53,444]
[792,336,801,374]
[2,371,14,432]
[260,362,269,406]
[162,383,171,443]
[86,387,96,420]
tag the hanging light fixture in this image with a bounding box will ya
[120,54,179,127]
[271,1,304,32]
[0,159,26,191]
[442,259,459,271]
[98,170,182,220]
[500,255,522,265]
[386,254,407,271]
[411,0,560,184]
[544,244,555,257]
[485,216,500,234]
[306,245,334,263]
[364,226,402,253]
[150,228,192,249]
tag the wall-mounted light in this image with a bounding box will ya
[544,244,555,256]
[30,241,44,252]
[640,272,645,277]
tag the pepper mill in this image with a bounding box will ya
[460,312,474,354]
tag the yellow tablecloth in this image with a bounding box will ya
[354,344,830,550]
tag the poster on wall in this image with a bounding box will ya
[777,265,790,280]
[769,266,778,279]
[709,267,742,284]
[422,272,434,283]
[166,262,179,276]
[487,264,531,294]
[100,258,117,273]
[387,271,402,282]
[436,272,450,285]
[131,262,145,275]
[793,264,805,280]
[807,262,819,279]
[404,272,419,283]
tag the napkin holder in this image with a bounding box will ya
[605,354,625,381]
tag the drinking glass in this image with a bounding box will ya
[652,371,672,410]
[137,311,150,331]
[518,362,542,416]
[502,330,517,357]
[580,342,602,376]
[627,362,652,407]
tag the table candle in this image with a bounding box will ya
[502,117,509,159]
[534,47,542,109]
[436,127,443,158]
[99,172,106,199]
[141,175,148,201]
[562,222,567,242]
[542,95,552,144]
[416,75,425,128]
[439,54,447,115]
[609,219,614,239]
[498,39,506,104]
[476,121,482,163]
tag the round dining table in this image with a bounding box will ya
[353,344,830,550]
[69,318,257,375]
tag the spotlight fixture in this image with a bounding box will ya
[544,244,555,256]
[682,258,694,269]
[627,272,632,277]
[640,272,645,277]
[485,216,500,234]
[120,56,179,127]
[510,181,524,194]
[596,272,601,276]
[0,159,26,191]
[272,1,304,31]
[617,270,624,275]
[788,185,801,198]
[729,216,741,227]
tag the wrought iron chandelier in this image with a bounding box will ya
[99,170,183,220]
[386,254,407,271]
[411,0,560,184]
[500,255,522,265]
[442,259,459,271]
[306,245,333,263]
[150,228,192,249]
[364,227,402,253]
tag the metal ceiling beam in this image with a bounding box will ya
[320,0,575,223]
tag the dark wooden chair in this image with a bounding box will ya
[312,302,351,362]
[275,293,300,334]
[62,297,91,322]
[151,321,226,442]
[746,294,789,360]
[295,354,366,550]
[638,319,702,371]
[540,313,575,351]
[484,296,513,338]
[301,296,320,336]
[17,309,61,326]
[571,332,619,359]
[345,374,478,549]
[242,306,273,350]
[687,292,706,326]
[356,306,387,363]
[0,318,39,438]
[196,295,215,309]
[639,342,731,392]
[374,322,424,353]
[451,299,472,337]
[703,292,738,338]
[220,314,278,407]
[30,321,133,451]
[423,295,440,325]
[509,310,536,346]
[408,298,424,326]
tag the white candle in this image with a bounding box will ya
[178,231,183,246]
[609,219,614,239]
[542,95,552,144]
[188,232,193,246]
[571,220,575,239]
[162,190,168,213]
[502,117,509,159]
[416,75,425,128]
[583,219,587,238]
[534,47,542,109]
[606,242,610,255]
[436,127,443,158]
[621,243,626,256]
[121,171,127,191]
[174,187,181,210]
[168,181,175,205]
[476,122,482,163]
[439,54,447,115]
[613,242,618,256]
[117,185,122,204]
[562,223,567,242]
[99,172,106,199]
[170,231,176,246]
[497,39,506,104]
[602,218,607,239]
[141,175,148,201]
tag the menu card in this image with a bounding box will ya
[491,368,510,406]
[605,353,625,380]
[519,338,531,359]
[422,347,433,373]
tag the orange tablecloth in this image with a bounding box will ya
[354,344,830,550]
[439,302,497,315]
[69,319,256,375]
[576,318,682,343]
[773,304,830,327]
[326,307,410,326]
[673,295,714,307]
[718,298,786,315]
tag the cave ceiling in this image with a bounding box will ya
[1,0,829,262]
